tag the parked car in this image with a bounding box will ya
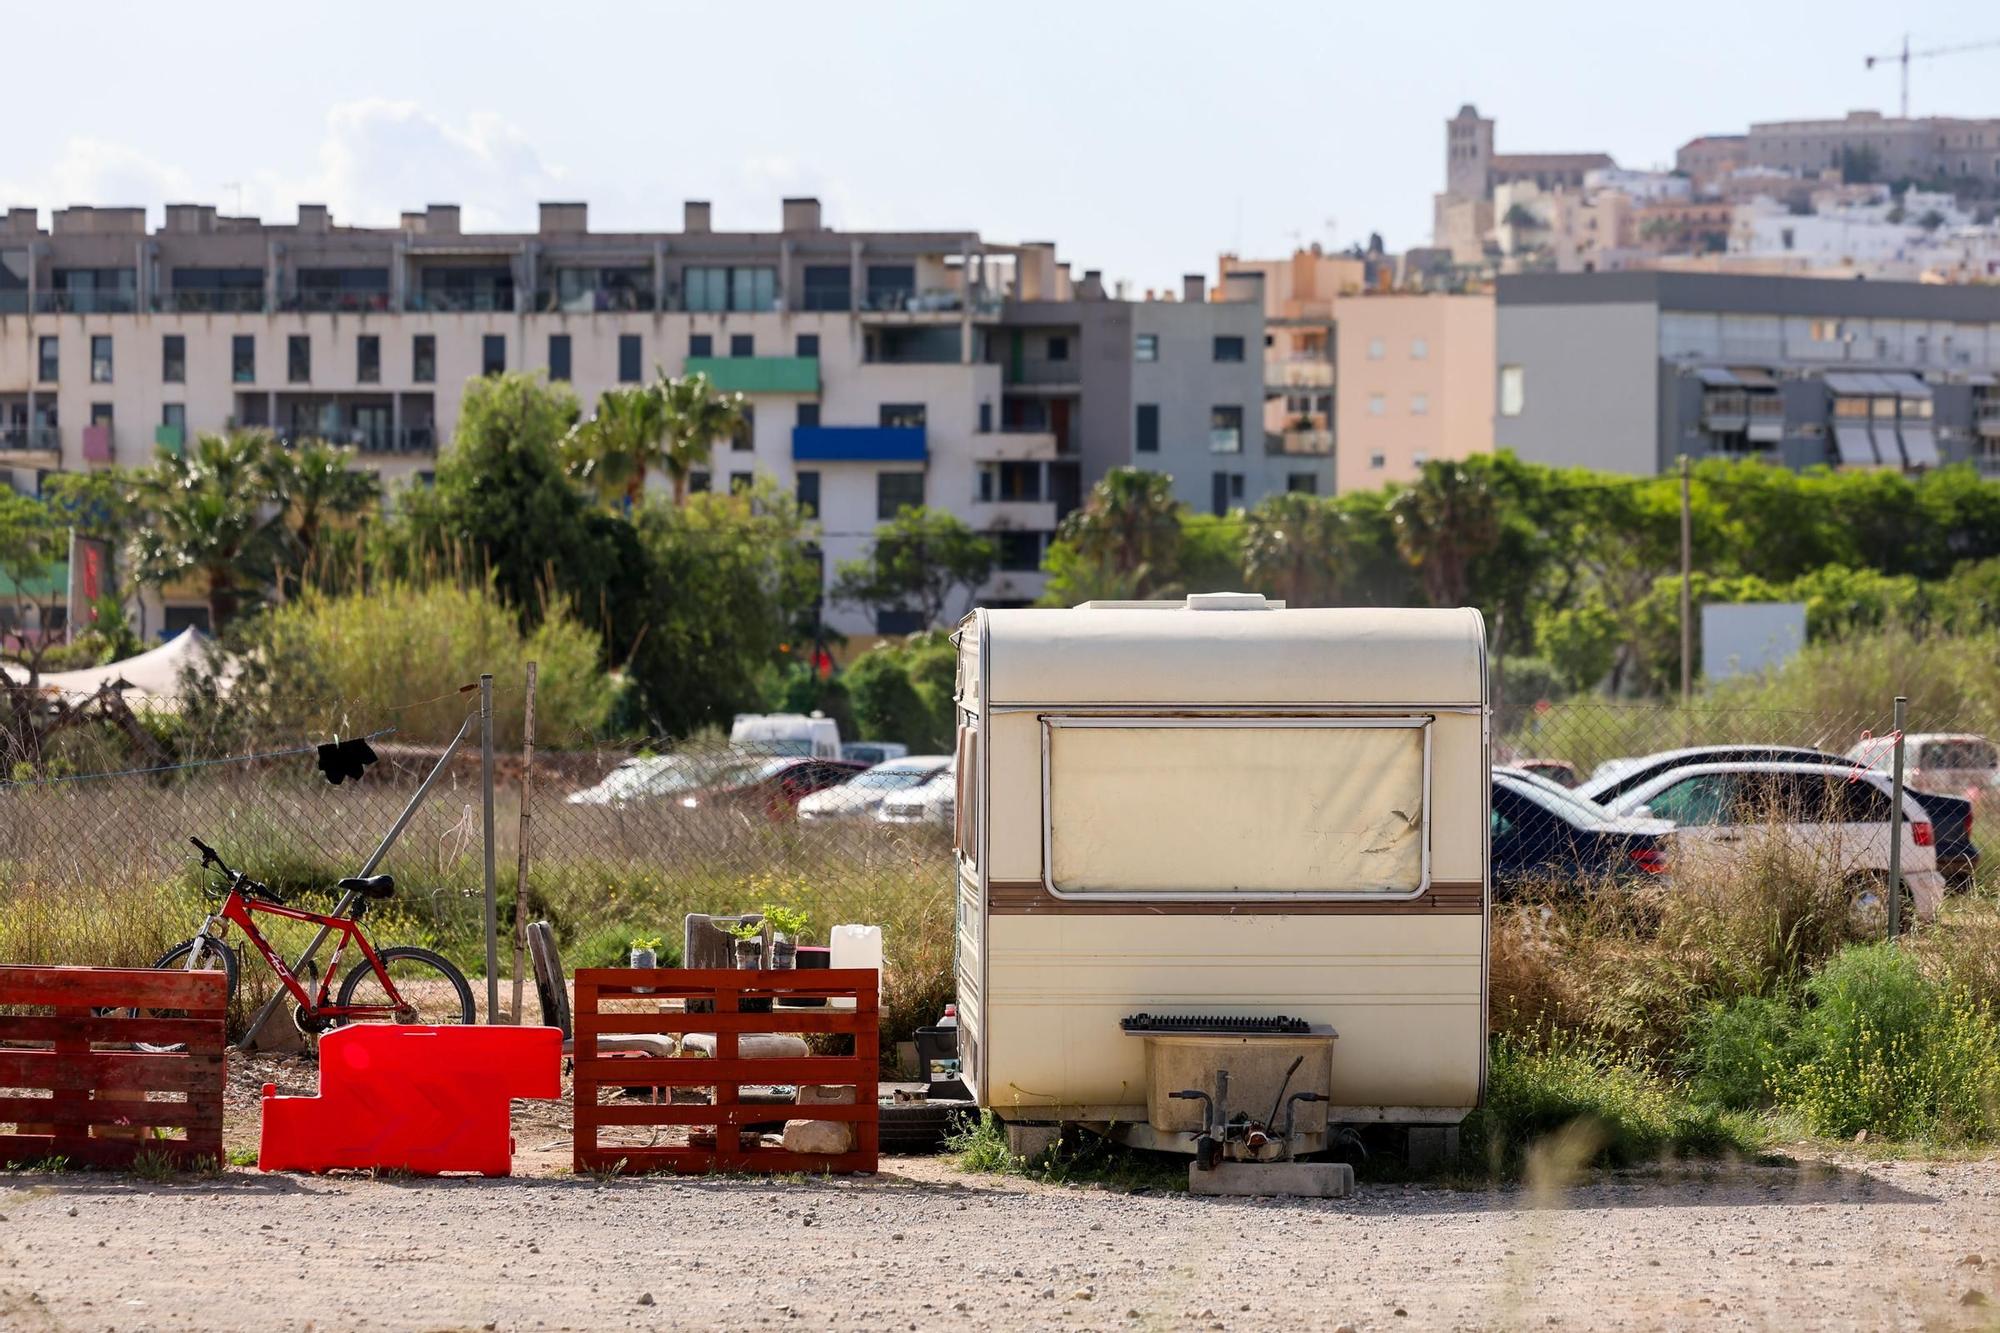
[798,755,950,821]
[841,741,910,767]
[729,712,842,759]
[565,753,754,808]
[1495,764,1617,816]
[1847,732,1999,796]
[1602,761,1946,923]
[1490,772,1675,896]
[1577,744,1978,893]
[876,769,955,827]
[1512,759,1583,789]
[679,757,866,819]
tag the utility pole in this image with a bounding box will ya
[1679,455,1693,716]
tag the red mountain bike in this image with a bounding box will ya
[140,836,474,1045]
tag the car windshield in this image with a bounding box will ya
[591,756,741,800]
[1501,768,1618,824]
[851,766,942,792]
[1922,739,1997,770]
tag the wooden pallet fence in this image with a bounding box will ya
[0,965,227,1169]
[572,967,879,1176]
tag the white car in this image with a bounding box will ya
[566,754,752,807]
[797,755,950,821]
[1604,761,1946,920]
[876,769,955,827]
[1846,732,1999,797]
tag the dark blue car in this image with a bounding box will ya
[1491,771,1676,897]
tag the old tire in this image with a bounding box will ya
[877,1099,978,1155]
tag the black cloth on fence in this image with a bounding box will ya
[316,737,379,786]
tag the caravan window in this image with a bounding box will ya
[954,720,979,870]
[1041,717,1429,898]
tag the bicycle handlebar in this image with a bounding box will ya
[187,835,282,904]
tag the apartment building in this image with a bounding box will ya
[0,198,1277,633]
[1743,111,2000,185]
[1333,294,1494,492]
[1495,271,2000,477]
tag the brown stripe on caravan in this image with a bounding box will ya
[986,881,1484,915]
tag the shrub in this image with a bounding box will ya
[1685,992,1797,1110]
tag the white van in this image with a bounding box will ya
[729,712,842,759]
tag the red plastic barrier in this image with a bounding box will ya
[260,1025,561,1176]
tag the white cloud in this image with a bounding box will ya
[0,138,198,219]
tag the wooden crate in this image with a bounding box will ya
[573,967,878,1176]
[0,965,227,1169]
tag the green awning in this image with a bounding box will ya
[2,559,68,601]
[685,356,819,395]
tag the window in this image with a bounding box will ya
[1411,393,1429,415]
[1643,773,1733,825]
[1136,403,1160,453]
[879,403,926,429]
[161,403,186,431]
[689,334,713,358]
[413,335,436,383]
[482,335,505,376]
[1209,405,1243,453]
[732,404,755,451]
[1047,335,1070,362]
[1212,335,1245,362]
[796,469,820,516]
[37,336,57,382]
[356,334,380,384]
[548,334,573,382]
[1210,471,1244,516]
[618,334,642,383]
[1135,333,1159,362]
[232,335,255,384]
[1368,338,1386,359]
[730,333,754,358]
[796,402,820,428]
[162,335,185,384]
[1287,473,1318,494]
[1042,718,1430,897]
[1369,452,1386,469]
[1368,394,1386,416]
[877,470,925,520]
[685,265,776,312]
[979,401,992,433]
[730,471,754,494]
[801,265,851,312]
[996,531,1043,571]
[996,460,1042,501]
[1500,365,1525,416]
[287,334,310,383]
[91,335,113,384]
[1411,337,1429,360]
[866,264,916,311]
[876,608,924,634]
[796,333,820,358]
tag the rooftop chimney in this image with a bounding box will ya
[163,204,216,235]
[296,203,330,233]
[539,201,588,233]
[684,200,712,233]
[782,197,822,231]
[0,208,38,236]
[1182,273,1205,303]
[425,204,461,234]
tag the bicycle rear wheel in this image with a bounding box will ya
[334,946,475,1026]
[129,938,240,1053]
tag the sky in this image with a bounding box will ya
[9,1,2000,293]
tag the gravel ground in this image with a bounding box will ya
[0,1056,1994,1330]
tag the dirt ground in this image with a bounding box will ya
[0,1055,1995,1332]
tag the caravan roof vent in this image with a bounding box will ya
[1185,592,1273,611]
[1121,1013,1313,1035]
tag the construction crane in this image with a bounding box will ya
[1864,34,2000,118]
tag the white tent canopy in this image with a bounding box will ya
[3,628,223,702]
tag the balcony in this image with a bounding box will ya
[1975,452,2000,478]
[860,288,1001,320]
[0,426,59,456]
[534,286,655,313]
[82,424,114,462]
[972,499,1058,532]
[1266,357,1334,390]
[407,288,515,313]
[685,356,819,395]
[154,288,266,314]
[1978,399,2000,438]
[972,429,1060,461]
[37,291,137,314]
[791,425,927,463]
[1002,360,1082,389]
[1269,428,1334,456]
[153,424,184,455]
[287,287,393,314]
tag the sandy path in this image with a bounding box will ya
[2,1149,1995,1331]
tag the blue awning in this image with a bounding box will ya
[791,425,928,463]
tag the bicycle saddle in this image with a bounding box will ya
[337,874,396,900]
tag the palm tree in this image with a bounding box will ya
[1055,467,1184,594]
[1242,492,1346,607]
[656,372,746,505]
[1388,461,1501,608]
[263,439,378,589]
[562,385,666,509]
[129,432,286,633]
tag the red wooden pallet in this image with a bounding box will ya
[572,967,878,1176]
[0,965,227,1170]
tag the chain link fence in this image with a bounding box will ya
[2,672,1993,1041]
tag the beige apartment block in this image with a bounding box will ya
[1333,294,1494,492]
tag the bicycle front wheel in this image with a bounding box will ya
[335,946,476,1026]
[128,938,241,1052]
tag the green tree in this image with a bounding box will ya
[843,632,956,751]
[129,432,286,632]
[1388,460,1501,608]
[656,372,747,505]
[263,438,378,592]
[1040,468,1186,603]
[1241,493,1345,606]
[833,506,994,628]
[1535,598,1622,694]
[563,384,667,509]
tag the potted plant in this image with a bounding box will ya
[629,935,663,970]
[723,918,767,970]
[761,905,810,971]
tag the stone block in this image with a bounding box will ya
[783,1118,854,1154]
[1187,1161,1354,1198]
[1004,1121,1060,1160]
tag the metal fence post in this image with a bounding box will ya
[1886,694,1907,942]
[509,661,538,1024]
[480,673,498,1022]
